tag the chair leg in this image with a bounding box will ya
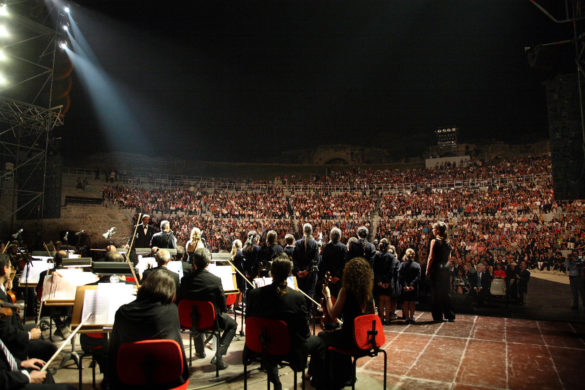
[189,333,193,367]
[244,360,248,390]
[352,357,357,390]
[92,357,96,388]
[382,350,387,390]
[215,331,220,378]
[294,370,297,390]
[301,368,305,390]
[78,355,82,390]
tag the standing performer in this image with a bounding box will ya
[425,221,455,323]
[319,227,347,298]
[150,220,177,249]
[292,224,320,310]
[230,239,245,307]
[373,238,400,324]
[185,227,205,263]
[257,230,283,277]
[128,214,155,248]
[347,226,376,266]
[243,231,261,280]
[399,248,421,324]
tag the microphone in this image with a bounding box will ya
[63,231,69,242]
[11,229,23,240]
[102,227,116,239]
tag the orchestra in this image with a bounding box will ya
[0,215,461,390]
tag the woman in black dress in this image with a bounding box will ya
[230,239,245,307]
[425,221,455,322]
[399,248,421,324]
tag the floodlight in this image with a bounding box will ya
[0,49,5,61]
[0,4,8,17]
[64,6,70,14]
[0,72,7,86]
[59,41,67,50]
[62,25,68,31]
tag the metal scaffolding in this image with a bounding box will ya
[0,1,65,232]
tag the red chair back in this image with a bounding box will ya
[353,314,386,350]
[117,339,184,386]
[245,317,291,356]
[178,300,216,330]
[226,293,237,307]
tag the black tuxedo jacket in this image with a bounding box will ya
[0,289,29,361]
[319,241,347,280]
[108,298,189,390]
[0,351,28,390]
[347,240,376,265]
[292,238,320,274]
[150,231,177,249]
[246,284,310,369]
[179,269,226,314]
[129,223,156,248]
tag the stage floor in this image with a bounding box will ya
[359,311,585,390]
[56,310,585,389]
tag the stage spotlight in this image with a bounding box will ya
[0,73,7,86]
[0,25,8,38]
[59,41,68,50]
[0,4,8,17]
[62,24,69,31]
[64,6,70,14]
[0,49,6,61]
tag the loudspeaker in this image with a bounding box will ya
[544,73,585,200]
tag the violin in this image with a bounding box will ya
[0,299,19,317]
[321,271,339,330]
[7,265,17,304]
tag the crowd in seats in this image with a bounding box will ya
[202,190,290,219]
[289,191,375,220]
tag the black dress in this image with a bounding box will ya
[373,251,400,298]
[399,259,421,302]
[428,238,455,321]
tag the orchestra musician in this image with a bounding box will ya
[150,220,177,249]
[292,224,320,310]
[242,231,261,280]
[373,238,400,324]
[0,256,57,363]
[127,214,155,249]
[319,227,347,299]
[230,240,245,307]
[347,226,376,267]
[141,249,180,289]
[245,254,320,390]
[257,230,283,277]
[185,227,205,262]
[179,248,236,370]
[108,269,189,389]
[283,234,295,259]
[308,257,375,389]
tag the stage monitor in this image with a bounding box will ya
[92,261,136,276]
[63,258,92,268]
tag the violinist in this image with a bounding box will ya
[0,255,57,363]
[308,257,375,389]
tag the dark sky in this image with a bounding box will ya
[59,0,571,162]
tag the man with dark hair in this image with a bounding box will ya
[257,230,283,277]
[283,234,295,259]
[246,254,319,390]
[142,249,180,289]
[179,248,236,369]
[347,226,376,266]
[150,220,177,249]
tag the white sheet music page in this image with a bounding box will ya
[82,283,136,325]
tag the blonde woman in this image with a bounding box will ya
[231,239,245,306]
[185,227,205,260]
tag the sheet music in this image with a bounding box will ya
[254,276,297,290]
[18,260,54,284]
[135,256,158,279]
[41,269,99,301]
[208,263,236,291]
[166,260,183,280]
[82,283,136,326]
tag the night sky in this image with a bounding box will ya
[58,0,571,162]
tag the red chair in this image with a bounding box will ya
[177,299,221,377]
[78,332,105,389]
[328,314,387,390]
[244,317,305,390]
[116,339,188,390]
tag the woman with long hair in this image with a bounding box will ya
[230,239,245,306]
[308,257,375,389]
[185,227,205,261]
[425,221,456,322]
